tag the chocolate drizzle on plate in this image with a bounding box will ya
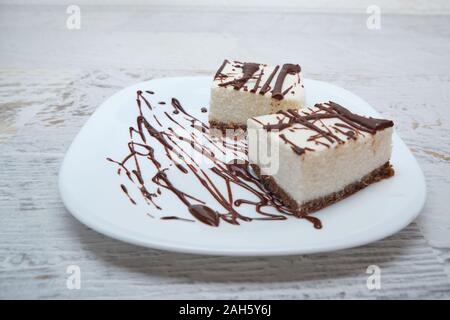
[120,184,136,205]
[107,90,322,228]
[161,216,195,222]
[188,205,220,226]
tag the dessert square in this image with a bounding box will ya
[247,102,395,214]
[209,59,305,129]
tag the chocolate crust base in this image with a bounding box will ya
[252,162,395,215]
[209,120,247,131]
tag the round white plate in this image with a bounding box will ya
[59,76,426,256]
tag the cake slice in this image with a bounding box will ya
[209,59,305,129]
[247,102,395,214]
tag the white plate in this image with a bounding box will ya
[59,76,426,256]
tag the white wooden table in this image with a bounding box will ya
[1,2,450,299]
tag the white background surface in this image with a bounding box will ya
[1,0,450,299]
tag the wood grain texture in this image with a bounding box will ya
[1,4,450,299]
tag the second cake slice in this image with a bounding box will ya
[247,102,395,215]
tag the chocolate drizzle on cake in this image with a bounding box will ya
[250,69,264,93]
[272,64,301,100]
[261,101,394,156]
[259,65,279,95]
[214,59,229,80]
[107,90,322,228]
[279,134,313,155]
[214,60,302,100]
[323,101,394,133]
[218,62,260,90]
